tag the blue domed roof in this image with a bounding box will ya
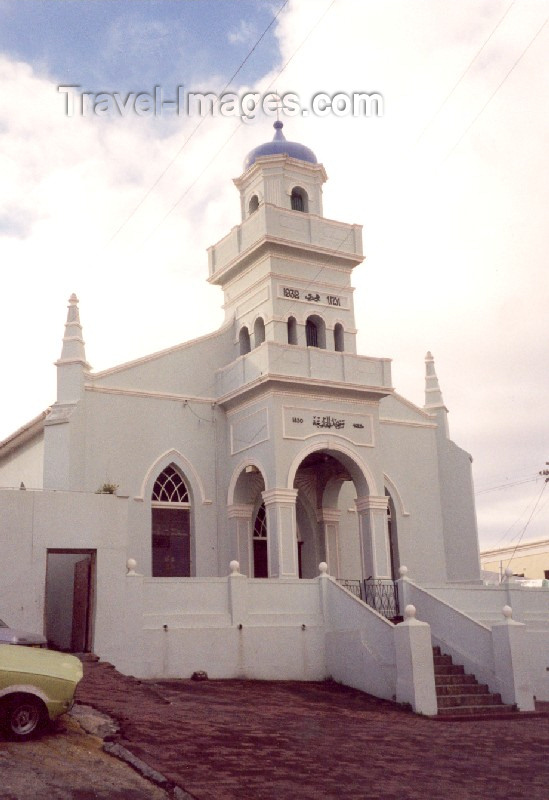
[243,122,317,171]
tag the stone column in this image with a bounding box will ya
[227,504,253,577]
[355,495,391,579]
[316,508,341,579]
[262,488,299,578]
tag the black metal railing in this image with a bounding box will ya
[337,578,400,620]
[337,579,362,599]
[362,579,400,619]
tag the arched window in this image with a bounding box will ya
[334,323,345,352]
[254,317,265,347]
[291,186,308,212]
[248,194,259,215]
[305,315,326,349]
[253,503,268,578]
[239,326,251,355]
[287,316,298,345]
[151,465,191,577]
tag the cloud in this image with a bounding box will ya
[227,20,257,45]
[0,0,547,550]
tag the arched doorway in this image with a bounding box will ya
[228,464,267,577]
[293,451,360,580]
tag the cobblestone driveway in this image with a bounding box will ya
[76,661,549,800]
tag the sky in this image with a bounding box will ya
[0,0,547,552]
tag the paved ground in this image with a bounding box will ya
[75,660,549,800]
[0,710,170,800]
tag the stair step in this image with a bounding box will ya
[432,647,510,717]
[433,654,453,666]
[438,704,517,716]
[437,693,503,708]
[435,683,490,696]
[434,663,466,676]
[435,673,477,686]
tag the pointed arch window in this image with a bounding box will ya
[253,503,268,578]
[152,465,191,577]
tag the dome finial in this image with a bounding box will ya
[272,120,285,141]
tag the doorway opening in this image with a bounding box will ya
[45,550,95,653]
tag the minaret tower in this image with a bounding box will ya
[208,122,364,360]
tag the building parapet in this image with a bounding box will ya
[215,341,392,401]
[208,204,363,281]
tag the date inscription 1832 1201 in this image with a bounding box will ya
[283,287,341,306]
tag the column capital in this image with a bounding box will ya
[227,503,254,519]
[355,495,388,514]
[316,507,341,524]
[262,488,298,507]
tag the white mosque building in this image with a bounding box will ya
[0,123,546,714]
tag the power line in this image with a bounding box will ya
[441,13,549,164]
[505,480,548,568]
[475,475,539,495]
[102,0,290,248]
[130,0,338,254]
[412,0,517,149]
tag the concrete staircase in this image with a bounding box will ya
[433,646,517,716]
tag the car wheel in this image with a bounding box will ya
[4,695,46,741]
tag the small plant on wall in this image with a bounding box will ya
[96,483,119,495]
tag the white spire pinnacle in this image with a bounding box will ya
[55,293,91,370]
[424,351,446,410]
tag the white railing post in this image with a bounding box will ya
[492,605,535,711]
[395,565,410,611]
[228,560,249,627]
[394,604,438,716]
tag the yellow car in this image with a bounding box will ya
[0,644,83,740]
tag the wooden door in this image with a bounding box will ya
[71,557,91,652]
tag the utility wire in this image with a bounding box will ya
[441,13,549,164]
[504,480,547,568]
[412,1,516,148]
[475,475,539,495]
[490,480,548,547]
[132,0,337,253]
[103,0,290,248]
